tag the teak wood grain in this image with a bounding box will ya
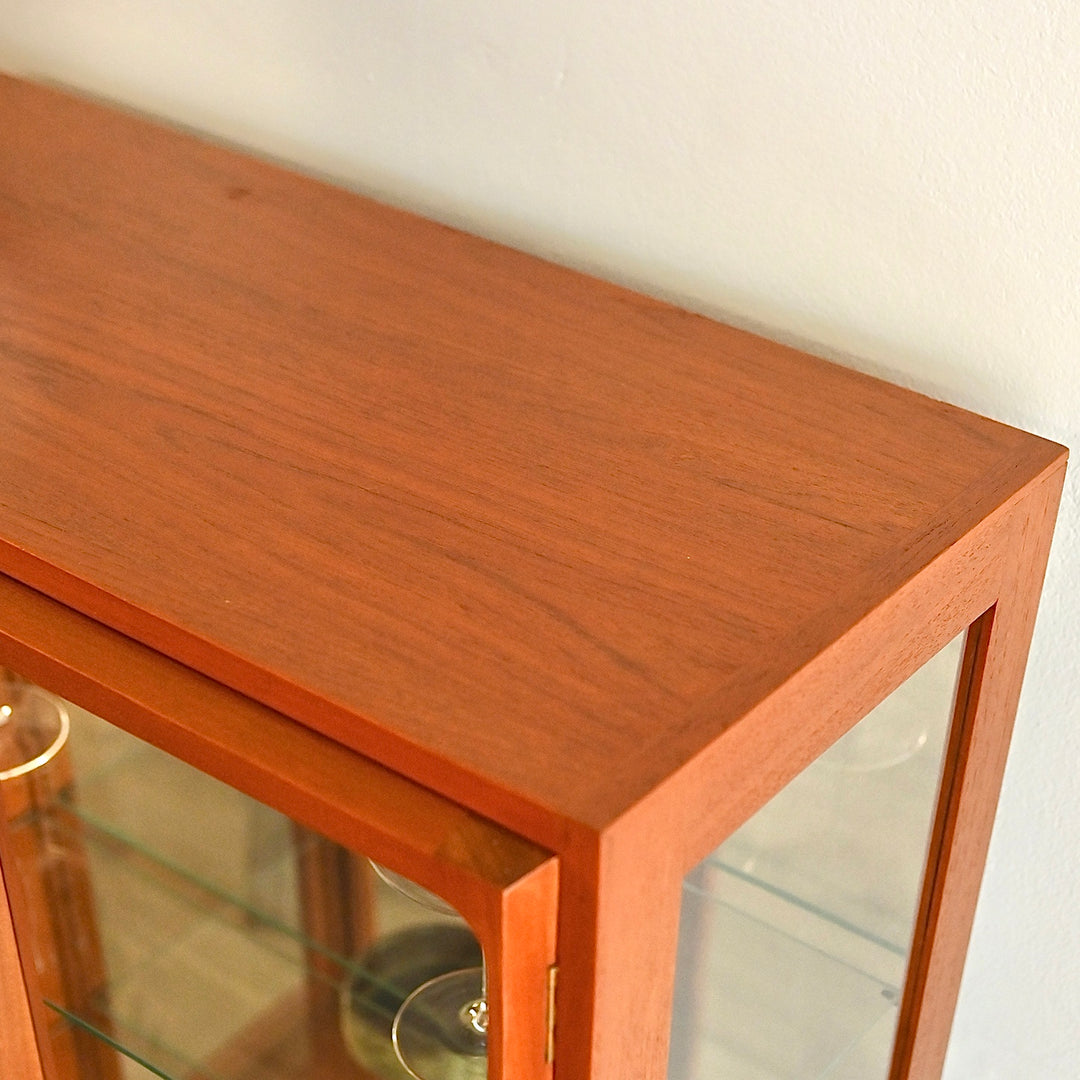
[0,75,1064,841]
[0,75,1068,1080]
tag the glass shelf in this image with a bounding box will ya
[7,702,473,1080]
[671,864,901,1080]
[668,634,964,1080]
[61,703,308,930]
[706,636,962,954]
[52,819,320,1070]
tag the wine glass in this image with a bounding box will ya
[339,920,481,1080]
[369,862,460,918]
[370,862,489,1080]
[0,673,71,786]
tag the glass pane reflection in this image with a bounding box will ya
[0,673,482,1080]
[669,633,965,1080]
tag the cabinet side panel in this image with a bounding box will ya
[892,462,1067,1079]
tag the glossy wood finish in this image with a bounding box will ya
[0,76,1068,1080]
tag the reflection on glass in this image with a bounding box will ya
[365,863,489,1079]
[0,680,70,782]
[1,677,483,1080]
[668,634,965,1080]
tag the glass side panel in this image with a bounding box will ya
[668,633,966,1080]
[0,674,487,1080]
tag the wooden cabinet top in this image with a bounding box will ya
[0,76,1065,841]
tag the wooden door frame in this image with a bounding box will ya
[0,574,558,1080]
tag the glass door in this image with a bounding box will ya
[0,575,557,1080]
[668,632,967,1080]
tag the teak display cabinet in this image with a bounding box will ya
[0,75,1066,1080]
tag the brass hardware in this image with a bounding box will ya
[546,964,558,1064]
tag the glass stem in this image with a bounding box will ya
[460,954,489,1036]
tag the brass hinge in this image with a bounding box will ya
[545,964,558,1064]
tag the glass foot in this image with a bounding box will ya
[392,966,487,1080]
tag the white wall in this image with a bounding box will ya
[2,3,1077,1076]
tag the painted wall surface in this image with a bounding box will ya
[2,3,1077,1076]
